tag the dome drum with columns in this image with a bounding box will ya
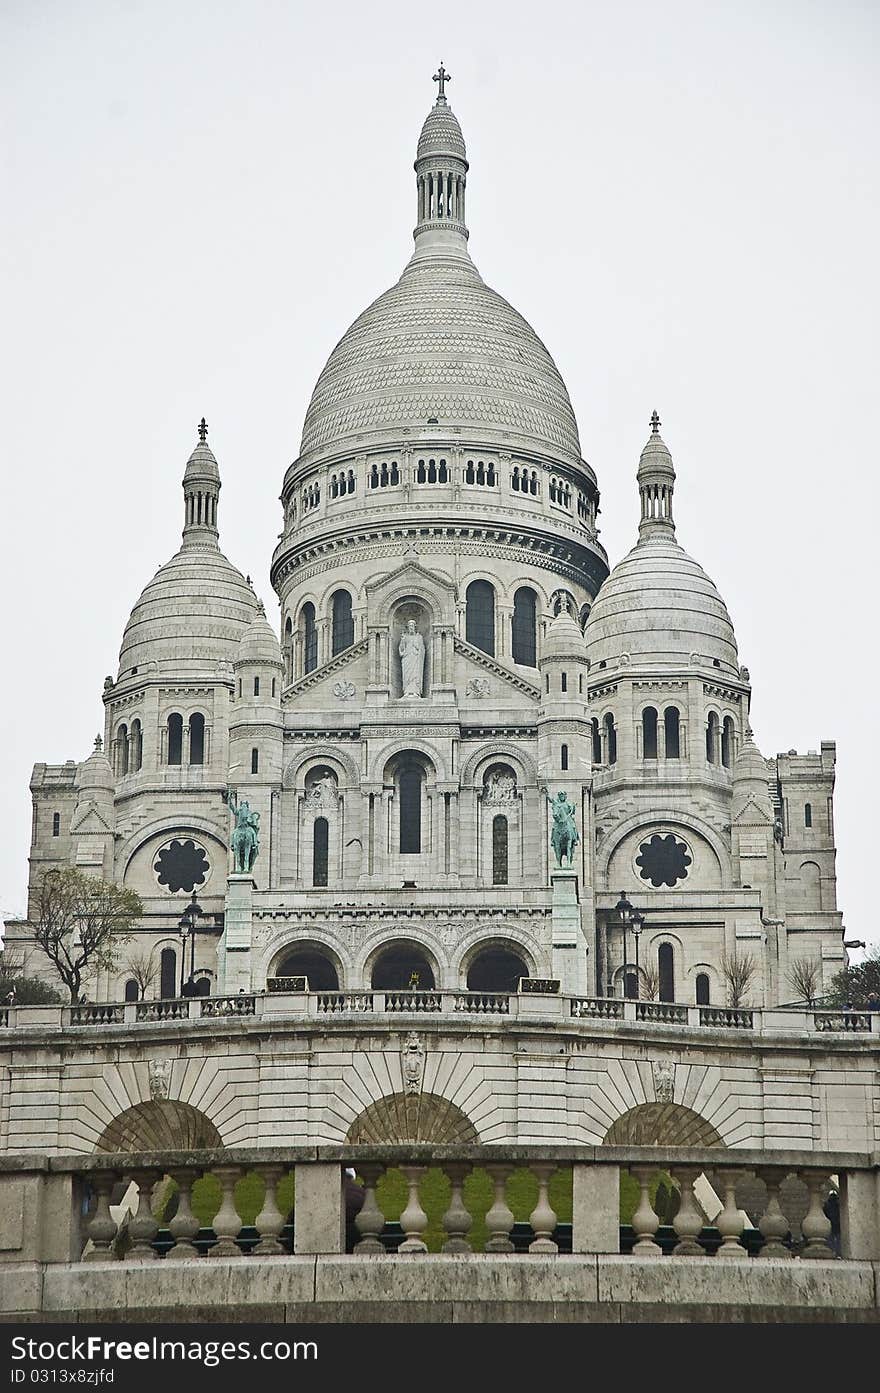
[8,73,844,1013]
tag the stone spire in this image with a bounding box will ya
[413,64,469,248]
[182,417,221,548]
[637,411,676,540]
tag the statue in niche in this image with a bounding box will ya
[546,789,579,869]
[307,770,337,810]
[398,618,426,699]
[483,770,517,802]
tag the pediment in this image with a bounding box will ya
[283,637,370,711]
[69,803,113,834]
[454,637,541,703]
[732,797,773,827]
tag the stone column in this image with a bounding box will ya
[293,1164,345,1254]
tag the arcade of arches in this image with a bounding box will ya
[271,941,531,992]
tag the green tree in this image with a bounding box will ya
[28,868,142,1003]
[824,945,880,1008]
[0,949,63,1005]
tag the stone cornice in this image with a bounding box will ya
[282,638,370,701]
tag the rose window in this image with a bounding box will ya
[635,833,692,888]
[154,839,210,894]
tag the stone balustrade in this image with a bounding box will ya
[2,1145,879,1319]
[2,993,878,1034]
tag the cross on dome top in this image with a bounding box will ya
[433,62,451,102]
[198,417,208,442]
[650,410,661,436]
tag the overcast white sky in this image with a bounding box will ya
[1,0,877,954]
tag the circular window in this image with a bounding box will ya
[635,833,692,889]
[154,838,210,894]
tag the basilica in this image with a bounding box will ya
[8,71,844,1011]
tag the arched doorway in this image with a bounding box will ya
[346,1092,478,1144]
[94,1100,222,1153]
[276,948,339,991]
[466,945,529,992]
[603,1103,724,1148]
[371,942,435,990]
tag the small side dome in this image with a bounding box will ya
[235,604,284,668]
[732,728,773,819]
[542,607,587,661]
[75,735,114,793]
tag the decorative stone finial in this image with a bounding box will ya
[650,410,661,436]
[433,62,450,101]
[198,417,208,443]
[94,734,103,752]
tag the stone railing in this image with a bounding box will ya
[2,995,878,1035]
[3,1144,878,1267]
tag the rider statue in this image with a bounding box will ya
[227,788,260,874]
[546,789,579,869]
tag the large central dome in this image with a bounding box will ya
[297,87,583,468]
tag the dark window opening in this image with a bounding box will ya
[642,706,658,759]
[189,712,205,765]
[251,747,259,774]
[52,812,60,837]
[253,676,260,697]
[721,716,734,768]
[804,802,812,828]
[706,711,719,764]
[277,949,338,991]
[313,816,329,886]
[591,718,602,765]
[695,972,710,1005]
[371,944,435,991]
[467,947,528,992]
[159,947,177,1000]
[167,713,183,766]
[664,706,680,759]
[124,979,139,1003]
[331,590,354,655]
[511,587,537,666]
[658,943,675,1003]
[466,579,495,656]
[604,713,617,764]
[561,672,568,693]
[561,743,569,771]
[302,602,317,675]
[399,765,423,854]
[492,814,508,885]
[131,719,143,772]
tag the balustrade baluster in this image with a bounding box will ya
[528,1163,558,1253]
[166,1168,201,1259]
[485,1165,515,1253]
[757,1171,792,1258]
[254,1165,287,1255]
[209,1166,244,1258]
[630,1167,662,1255]
[671,1167,704,1256]
[353,1164,386,1253]
[398,1165,428,1252]
[83,1172,119,1262]
[441,1163,473,1252]
[125,1171,160,1261]
[800,1172,835,1259]
[715,1171,748,1258]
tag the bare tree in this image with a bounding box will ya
[638,962,660,1001]
[123,947,158,1001]
[720,949,757,1009]
[787,956,823,1007]
[29,868,142,1003]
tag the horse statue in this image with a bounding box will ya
[227,788,260,873]
[547,789,579,869]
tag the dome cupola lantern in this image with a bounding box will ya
[414,63,469,249]
[638,411,676,540]
[182,417,221,548]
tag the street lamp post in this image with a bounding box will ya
[613,891,647,999]
[632,912,645,998]
[178,892,204,997]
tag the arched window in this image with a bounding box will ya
[466,580,495,656]
[117,724,129,776]
[159,947,177,999]
[721,716,734,768]
[804,802,812,828]
[313,817,329,886]
[371,943,435,990]
[189,712,205,765]
[331,590,354,655]
[301,602,317,675]
[52,812,60,837]
[664,706,680,760]
[251,747,259,774]
[511,587,537,666]
[658,944,675,1003]
[642,707,658,759]
[591,718,602,765]
[706,711,720,764]
[166,713,183,766]
[277,949,339,991]
[492,814,509,885]
[131,719,143,772]
[561,743,569,771]
[467,946,528,992]
[604,712,617,764]
[695,972,710,1006]
[399,764,423,855]
[124,979,139,1003]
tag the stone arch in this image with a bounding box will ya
[94,1100,222,1153]
[597,812,730,889]
[370,739,443,783]
[457,933,539,987]
[267,937,345,990]
[603,1103,725,1148]
[282,746,359,790]
[360,930,446,989]
[346,1092,479,1144]
[460,741,538,788]
[117,819,227,884]
[368,562,457,626]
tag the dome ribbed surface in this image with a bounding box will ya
[417,101,467,161]
[299,255,582,462]
[236,610,284,666]
[118,545,258,678]
[585,537,738,670]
